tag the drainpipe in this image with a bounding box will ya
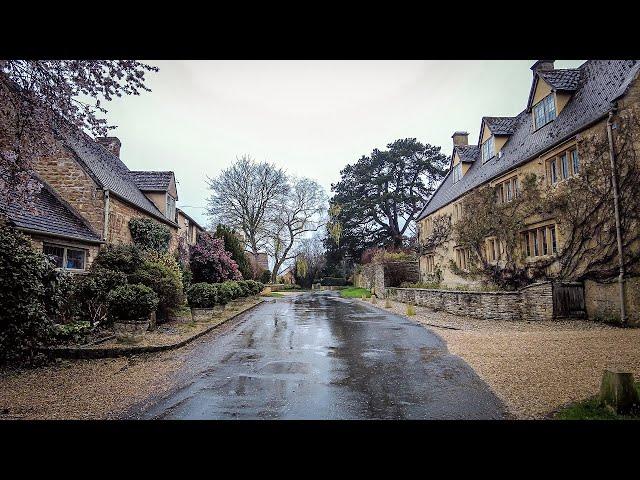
[103,189,110,242]
[606,107,627,324]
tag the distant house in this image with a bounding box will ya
[176,208,205,246]
[279,266,295,284]
[247,252,269,275]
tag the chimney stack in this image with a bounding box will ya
[530,59,555,75]
[452,131,469,147]
[96,137,121,157]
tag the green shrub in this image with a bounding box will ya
[246,280,263,295]
[72,267,128,325]
[237,280,251,297]
[130,252,184,319]
[0,226,54,363]
[186,283,218,308]
[53,321,92,344]
[128,218,172,253]
[259,269,272,284]
[223,280,243,299]
[93,244,143,275]
[43,269,76,323]
[216,282,234,305]
[107,284,158,321]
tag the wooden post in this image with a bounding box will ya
[599,369,639,414]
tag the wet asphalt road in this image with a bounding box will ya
[141,292,508,419]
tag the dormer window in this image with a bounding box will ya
[166,194,176,221]
[481,136,495,163]
[452,163,462,183]
[533,94,556,129]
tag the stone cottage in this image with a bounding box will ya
[416,59,640,322]
[3,127,188,271]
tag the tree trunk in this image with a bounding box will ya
[599,369,639,414]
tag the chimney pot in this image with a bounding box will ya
[96,137,121,157]
[451,131,469,147]
[530,59,555,75]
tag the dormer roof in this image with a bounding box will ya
[454,145,479,163]
[527,68,582,111]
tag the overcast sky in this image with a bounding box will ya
[102,60,584,227]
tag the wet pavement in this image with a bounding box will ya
[140,292,508,419]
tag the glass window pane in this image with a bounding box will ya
[561,154,569,179]
[43,244,64,268]
[551,159,557,183]
[572,150,580,174]
[65,249,85,270]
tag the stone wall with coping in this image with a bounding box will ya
[386,281,554,321]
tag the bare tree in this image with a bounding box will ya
[266,177,327,282]
[0,60,158,209]
[205,155,288,255]
[293,234,327,288]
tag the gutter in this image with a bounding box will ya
[16,227,105,245]
[606,105,627,324]
[103,189,110,241]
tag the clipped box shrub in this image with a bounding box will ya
[223,280,243,299]
[216,282,234,305]
[246,280,262,295]
[187,282,218,308]
[107,284,158,322]
[237,280,252,297]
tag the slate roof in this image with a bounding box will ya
[60,129,177,225]
[455,145,479,163]
[129,171,174,192]
[483,116,517,136]
[539,69,582,91]
[417,60,639,221]
[1,180,103,243]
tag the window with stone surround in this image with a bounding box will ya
[484,237,501,262]
[423,254,435,274]
[454,246,470,271]
[495,175,519,204]
[520,224,557,258]
[43,243,86,271]
[546,146,580,185]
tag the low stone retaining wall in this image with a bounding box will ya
[386,282,554,322]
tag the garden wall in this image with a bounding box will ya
[584,277,640,324]
[354,260,419,297]
[386,282,554,322]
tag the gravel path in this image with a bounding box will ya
[365,297,640,419]
[0,308,253,420]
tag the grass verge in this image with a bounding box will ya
[339,287,371,298]
[554,382,640,420]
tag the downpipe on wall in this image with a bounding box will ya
[606,106,627,324]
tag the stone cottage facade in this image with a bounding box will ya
[416,60,640,322]
[2,126,190,271]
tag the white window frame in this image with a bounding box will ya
[481,136,495,163]
[533,93,557,130]
[43,243,87,271]
[166,193,176,221]
[452,163,462,183]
